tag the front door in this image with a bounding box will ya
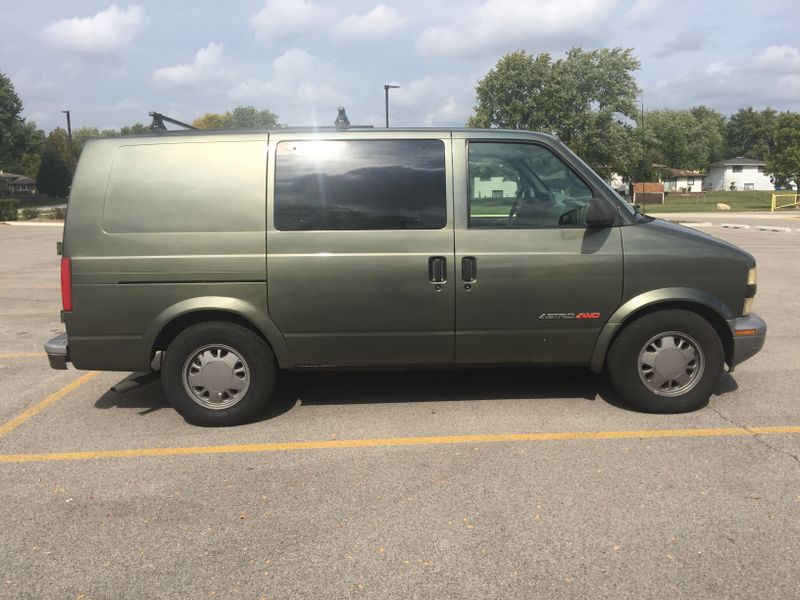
[266,135,455,366]
[453,138,623,364]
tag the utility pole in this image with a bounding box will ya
[61,110,75,170]
[384,84,399,128]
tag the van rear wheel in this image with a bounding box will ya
[162,322,277,426]
[607,309,724,414]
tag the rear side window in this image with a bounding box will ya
[274,139,447,230]
[103,141,266,234]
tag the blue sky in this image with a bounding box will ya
[2,0,800,132]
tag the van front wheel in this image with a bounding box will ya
[162,322,277,426]
[607,310,724,413]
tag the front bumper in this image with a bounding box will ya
[727,313,766,370]
[44,332,69,370]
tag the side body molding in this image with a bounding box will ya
[588,287,734,373]
[143,295,292,368]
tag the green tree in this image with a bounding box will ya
[72,126,119,157]
[640,110,708,170]
[120,123,149,135]
[193,106,280,129]
[468,48,641,175]
[690,106,726,164]
[0,71,45,175]
[766,112,800,190]
[68,123,149,158]
[36,128,73,198]
[724,107,777,160]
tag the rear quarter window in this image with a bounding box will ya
[103,141,266,233]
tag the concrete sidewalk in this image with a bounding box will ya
[649,211,800,220]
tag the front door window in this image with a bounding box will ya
[468,142,593,229]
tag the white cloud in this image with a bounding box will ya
[250,0,329,39]
[40,5,145,55]
[228,49,349,118]
[650,45,800,111]
[752,45,800,73]
[151,43,236,90]
[27,111,48,125]
[333,5,407,39]
[385,75,477,126]
[416,0,616,59]
[10,68,56,100]
[652,29,710,58]
[625,0,664,23]
[776,74,800,98]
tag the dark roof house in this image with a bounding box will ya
[0,170,37,195]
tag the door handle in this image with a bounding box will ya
[462,256,477,282]
[428,256,447,283]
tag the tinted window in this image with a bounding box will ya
[275,139,446,230]
[469,142,593,229]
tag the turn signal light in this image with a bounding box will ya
[734,329,759,337]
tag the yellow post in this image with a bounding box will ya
[771,193,776,212]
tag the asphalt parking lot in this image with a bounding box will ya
[1,216,799,599]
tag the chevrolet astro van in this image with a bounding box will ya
[45,126,766,426]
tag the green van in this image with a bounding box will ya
[45,127,766,425]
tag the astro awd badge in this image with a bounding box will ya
[538,312,601,320]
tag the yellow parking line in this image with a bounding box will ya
[1,425,799,464]
[0,352,47,359]
[0,371,100,439]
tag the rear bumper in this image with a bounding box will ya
[727,313,766,370]
[44,332,69,370]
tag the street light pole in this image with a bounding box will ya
[61,110,74,170]
[384,84,399,128]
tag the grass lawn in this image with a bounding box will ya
[472,191,800,216]
[641,190,799,213]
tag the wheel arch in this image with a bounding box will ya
[145,297,291,369]
[589,288,734,373]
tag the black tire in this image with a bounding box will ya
[161,321,277,426]
[607,309,724,414]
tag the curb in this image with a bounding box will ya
[679,222,713,228]
[720,223,751,229]
[756,225,792,232]
[0,221,64,227]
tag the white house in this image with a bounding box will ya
[662,168,704,193]
[706,158,773,191]
[473,175,517,198]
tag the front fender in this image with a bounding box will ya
[588,287,733,372]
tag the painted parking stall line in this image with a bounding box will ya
[0,371,100,439]
[1,425,799,464]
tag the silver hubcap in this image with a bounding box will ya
[638,331,704,397]
[182,344,250,410]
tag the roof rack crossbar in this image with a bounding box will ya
[149,111,197,132]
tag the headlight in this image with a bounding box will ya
[743,267,757,315]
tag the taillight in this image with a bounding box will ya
[61,257,72,312]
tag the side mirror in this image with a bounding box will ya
[585,197,618,227]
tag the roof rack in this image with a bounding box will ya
[149,111,197,132]
[146,107,374,133]
[334,107,373,130]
